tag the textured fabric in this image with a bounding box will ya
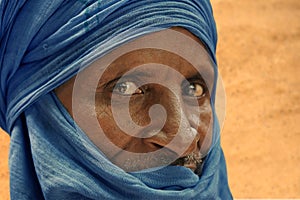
[0,0,232,199]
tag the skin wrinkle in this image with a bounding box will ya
[55,28,214,173]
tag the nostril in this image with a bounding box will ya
[151,142,164,149]
[145,140,165,151]
[142,136,168,152]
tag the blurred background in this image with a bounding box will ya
[1,0,299,198]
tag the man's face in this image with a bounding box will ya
[55,28,214,174]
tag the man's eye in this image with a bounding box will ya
[183,82,206,98]
[113,81,143,96]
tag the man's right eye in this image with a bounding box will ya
[113,81,143,96]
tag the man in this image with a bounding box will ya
[0,0,232,199]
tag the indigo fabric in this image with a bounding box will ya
[0,0,232,199]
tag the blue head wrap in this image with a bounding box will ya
[0,0,232,199]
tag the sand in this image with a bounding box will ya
[212,0,300,197]
[0,0,299,199]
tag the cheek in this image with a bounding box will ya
[107,94,152,127]
[95,93,133,150]
[199,102,212,130]
[187,98,212,129]
[94,93,150,151]
[128,96,153,126]
[197,99,213,154]
[186,98,213,150]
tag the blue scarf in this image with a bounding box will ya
[0,0,232,199]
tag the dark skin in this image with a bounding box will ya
[55,28,214,173]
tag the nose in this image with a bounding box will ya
[143,84,200,156]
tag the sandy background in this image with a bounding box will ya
[1,0,299,199]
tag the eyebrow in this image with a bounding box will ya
[124,70,152,78]
[97,61,214,89]
[187,66,215,88]
[196,63,214,77]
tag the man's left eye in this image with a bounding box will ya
[114,81,143,96]
[183,82,206,98]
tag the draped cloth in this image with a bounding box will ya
[0,0,232,199]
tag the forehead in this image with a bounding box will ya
[102,48,211,81]
[80,28,214,86]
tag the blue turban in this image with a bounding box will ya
[0,0,232,199]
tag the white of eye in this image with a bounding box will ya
[114,81,143,95]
